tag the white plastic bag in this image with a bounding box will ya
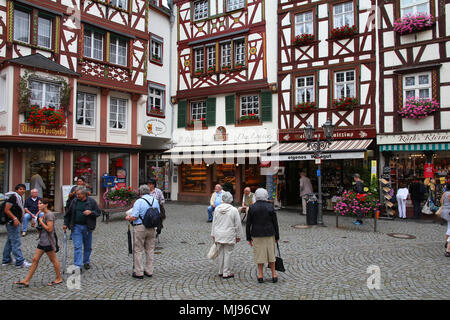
[207,243,219,260]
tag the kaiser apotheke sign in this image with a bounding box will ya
[377,132,450,145]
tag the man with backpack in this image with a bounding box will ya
[125,184,161,280]
[1,184,31,268]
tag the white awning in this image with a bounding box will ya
[261,139,373,162]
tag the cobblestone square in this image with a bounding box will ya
[0,202,448,300]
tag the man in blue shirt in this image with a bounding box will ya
[125,184,160,279]
[22,189,43,236]
[207,184,223,223]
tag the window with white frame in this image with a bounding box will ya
[295,11,314,36]
[14,9,30,43]
[190,101,206,121]
[240,95,259,117]
[148,86,165,115]
[193,0,208,21]
[110,36,128,66]
[151,39,162,62]
[194,48,204,72]
[76,92,96,127]
[234,40,245,66]
[227,0,245,11]
[110,0,128,9]
[0,74,6,112]
[206,46,216,69]
[335,70,355,99]
[403,73,431,100]
[296,76,315,103]
[333,2,354,28]
[29,80,60,108]
[400,0,430,16]
[37,16,52,49]
[221,42,231,68]
[110,97,127,129]
[84,29,103,60]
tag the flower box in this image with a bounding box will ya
[330,25,358,40]
[235,63,244,70]
[221,65,231,73]
[239,114,260,123]
[393,13,435,35]
[207,66,216,74]
[294,101,317,113]
[187,118,207,128]
[25,105,66,129]
[194,69,204,76]
[149,107,164,115]
[332,97,358,110]
[152,55,162,63]
[294,34,315,46]
[398,98,439,119]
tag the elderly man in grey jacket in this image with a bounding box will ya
[299,172,313,216]
[211,192,243,279]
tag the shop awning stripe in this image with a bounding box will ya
[379,143,449,152]
[265,139,373,155]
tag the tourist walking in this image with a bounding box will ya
[299,172,313,216]
[2,184,31,268]
[439,182,450,257]
[238,187,255,222]
[13,198,62,287]
[207,184,223,223]
[409,179,426,219]
[125,184,160,279]
[396,183,409,220]
[22,189,43,237]
[246,188,279,283]
[352,173,365,225]
[211,192,243,279]
[64,187,101,272]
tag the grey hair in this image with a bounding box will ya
[222,191,233,204]
[77,187,90,196]
[139,184,150,195]
[254,188,269,201]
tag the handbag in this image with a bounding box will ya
[267,243,285,272]
[422,196,433,215]
[207,243,219,260]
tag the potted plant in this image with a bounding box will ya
[330,24,358,40]
[194,69,203,76]
[207,66,216,74]
[221,65,231,73]
[393,13,434,35]
[294,101,317,113]
[332,96,358,110]
[235,62,244,70]
[398,97,440,119]
[239,113,260,123]
[294,34,315,46]
[334,190,381,218]
[103,186,138,207]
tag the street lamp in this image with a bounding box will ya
[303,120,335,226]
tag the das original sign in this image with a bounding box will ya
[377,132,450,145]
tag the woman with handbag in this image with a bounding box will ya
[246,188,280,283]
[13,198,62,287]
[439,182,450,257]
[210,192,243,279]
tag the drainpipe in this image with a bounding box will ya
[167,0,175,200]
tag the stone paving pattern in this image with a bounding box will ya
[0,202,448,300]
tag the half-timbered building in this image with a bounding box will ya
[163,0,279,203]
[0,0,149,210]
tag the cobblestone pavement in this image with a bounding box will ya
[0,202,448,300]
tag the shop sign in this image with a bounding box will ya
[20,123,66,137]
[280,128,376,142]
[424,164,434,178]
[262,151,365,162]
[145,119,167,137]
[377,132,450,145]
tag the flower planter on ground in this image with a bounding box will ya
[393,13,435,35]
[103,187,138,207]
[332,97,358,111]
[294,102,317,113]
[398,98,440,119]
[334,190,381,218]
[330,25,358,40]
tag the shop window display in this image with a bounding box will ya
[215,164,236,193]
[243,164,265,192]
[181,163,207,193]
[73,151,98,195]
[145,154,170,194]
[109,153,130,188]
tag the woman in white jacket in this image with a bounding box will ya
[396,183,409,219]
[211,192,243,279]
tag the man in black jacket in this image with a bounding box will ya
[353,173,365,226]
[409,178,426,219]
[63,187,100,272]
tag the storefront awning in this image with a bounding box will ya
[161,142,275,164]
[261,139,373,162]
[379,143,450,152]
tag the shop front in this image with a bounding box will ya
[139,152,170,198]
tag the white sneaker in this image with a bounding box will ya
[17,261,31,268]
[2,259,15,266]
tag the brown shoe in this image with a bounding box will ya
[222,274,234,279]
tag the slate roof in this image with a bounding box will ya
[6,53,80,77]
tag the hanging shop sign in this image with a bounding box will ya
[145,119,167,137]
[280,128,376,142]
[424,163,434,178]
[377,132,450,145]
[20,123,66,137]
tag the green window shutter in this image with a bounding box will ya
[225,94,236,125]
[206,98,216,127]
[260,91,272,122]
[177,100,187,128]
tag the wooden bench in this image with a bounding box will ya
[102,205,132,223]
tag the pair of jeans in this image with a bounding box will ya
[72,224,93,268]
[22,212,44,232]
[2,223,25,266]
[207,206,215,222]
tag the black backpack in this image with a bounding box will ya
[141,197,161,229]
[0,197,7,225]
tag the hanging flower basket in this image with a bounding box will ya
[330,25,358,40]
[294,34,315,46]
[398,97,440,119]
[294,101,317,113]
[393,13,435,35]
[334,190,381,217]
[332,97,358,110]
